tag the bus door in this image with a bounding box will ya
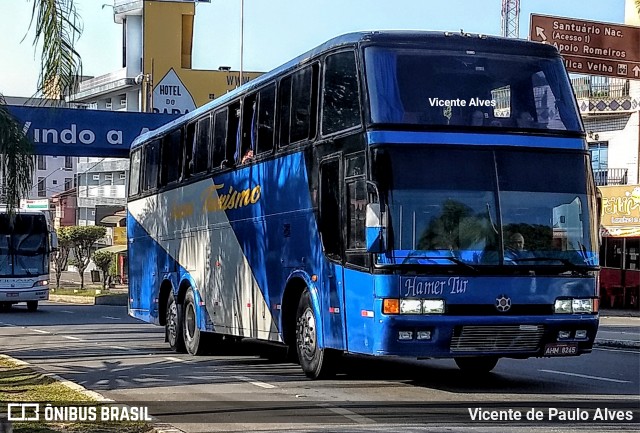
[318,155,347,350]
[339,152,375,355]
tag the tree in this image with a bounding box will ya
[66,226,106,289]
[0,0,82,213]
[51,226,73,289]
[92,249,114,290]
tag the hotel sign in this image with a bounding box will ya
[529,14,640,79]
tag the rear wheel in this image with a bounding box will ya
[26,301,38,312]
[183,288,207,355]
[166,291,186,353]
[454,356,499,373]
[296,290,334,379]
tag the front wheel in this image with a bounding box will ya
[296,290,334,379]
[166,292,186,353]
[26,301,38,312]
[454,356,499,373]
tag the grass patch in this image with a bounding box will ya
[49,288,120,297]
[0,357,152,433]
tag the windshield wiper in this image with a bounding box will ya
[508,256,591,275]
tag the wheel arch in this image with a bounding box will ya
[281,271,323,348]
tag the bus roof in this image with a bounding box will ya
[130,30,560,150]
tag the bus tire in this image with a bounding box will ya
[26,301,38,312]
[166,291,186,353]
[295,289,334,379]
[183,288,206,356]
[454,356,499,373]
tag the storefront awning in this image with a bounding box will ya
[96,245,127,254]
[599,185,640,237]
[100,215,126,225]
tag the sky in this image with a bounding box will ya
[0,0,629,97]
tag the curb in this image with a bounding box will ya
[0,354,186,433]
[48,293,128,306]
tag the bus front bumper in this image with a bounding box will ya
[0,288,50,303]
[372,314,599,359]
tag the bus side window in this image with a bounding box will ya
[322,51,361,135]
[142,139,161,192]
[278,75,292,147]
[129,149,142,196]
[257,84,275,155]
[345,153,367,251]
[226,102,240,167]
[319,158,342,259]
[160,130,182,186]
[193,115,211,174]
[240,93,258,164]
[184,122,195,179]
[278,64,318,148]
[211,109,228,169]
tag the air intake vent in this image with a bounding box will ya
[451,325,543,352]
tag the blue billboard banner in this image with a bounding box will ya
[5,105,179,158]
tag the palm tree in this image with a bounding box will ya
[0,0,82,213]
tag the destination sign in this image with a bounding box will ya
[529,14,640,79]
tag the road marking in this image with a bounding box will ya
[539,369,631,383]
[108,345,133,351]
[594,347,640,354]
[599,338,640,343]
[32,329,50,334]
[165,356,187,363]
[233,375,276,389]
[598,330,639,335]
[0,322,16,327]
[316,403,376,424]
[60,310,74,314]
[102,316,121,320]
[62,336,82,341]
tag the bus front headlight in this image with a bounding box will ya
[554,298,594,314]
[422,299,445,314]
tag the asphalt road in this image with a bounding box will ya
[1,302,638,433]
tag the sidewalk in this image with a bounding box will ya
[50,270,128,292]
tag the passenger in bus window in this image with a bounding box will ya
[516,111,534,128]
[505,232,534,261]
[470,110,485,126]
[241,148,254,164]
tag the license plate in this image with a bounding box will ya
[544,342,578,356]
[6,292,19,298]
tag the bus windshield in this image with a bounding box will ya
[372,147,598,269]
[0,214,49,277]
[364,46,582,132]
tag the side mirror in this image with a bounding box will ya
[50,232,59,252]
[365,203,386,253]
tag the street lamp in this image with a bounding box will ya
[239,0,244,86]
[135,73,153,113]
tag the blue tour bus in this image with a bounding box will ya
[127,31,600,378]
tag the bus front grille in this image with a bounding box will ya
[450,325,544,352]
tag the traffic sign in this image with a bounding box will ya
[530,14,640,79]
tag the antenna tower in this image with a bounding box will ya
[501,0,520,38]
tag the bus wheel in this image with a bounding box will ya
[166,292,186,353]
[183,288,206,356]
[296,290,333,379]
[454,357,499,373]
[26,301,38,312]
